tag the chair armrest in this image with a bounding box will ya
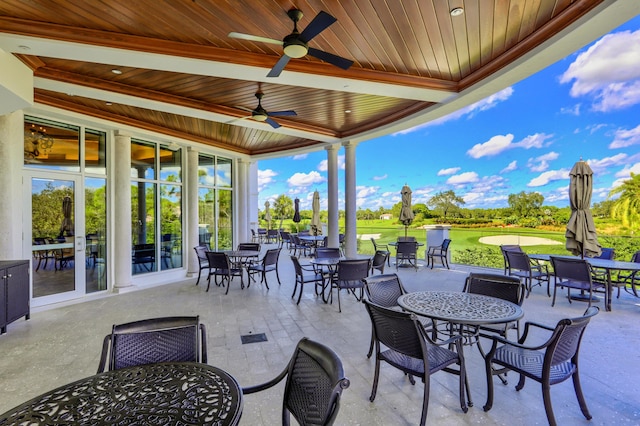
[242,366,288,394]
[97,334,111,373]
[199,323,207,364]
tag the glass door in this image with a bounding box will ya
[29,174,85,306]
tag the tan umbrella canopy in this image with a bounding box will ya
[566,160,601,258]
[59,195,73,237]
[264,201,272,230]
[399,185,414,237]
[311,190,321,236]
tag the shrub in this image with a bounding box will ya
[452,247,504,269]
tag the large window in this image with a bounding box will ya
[198,154,233,250]
[131,140,183,274]
[24,118,80,171]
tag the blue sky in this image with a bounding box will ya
[258,16,640,212]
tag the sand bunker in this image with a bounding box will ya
[479,235,562,246]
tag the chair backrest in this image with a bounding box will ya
[280,230,290,242]
[371,250,389,273]
[363,274,406,308]
[370,238,379,250]
[397,236,416,242]
[263,248,280,266]
[396,241,418,255]
[99,316,206,372]
[206,251,231,270]
[290,256,304,277]
[194,245,208,263]
[267,229,279,239]
[464,272,525,306]
[504,250,532,272]
[546,306,598,367]
[282,338,350,425]
[550,256,592,283]
[631,250,640,263]
[238,242,260,251]
[316,247,341,259]
[337,259,370,282]
[595,247,614,260]
[363,299,428,361]
[441,238,451,250]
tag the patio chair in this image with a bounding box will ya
[205,251,243,294]
[237,242,261,252]
[251,229,260,243]
[363,299,468,426]
[257,228,267,243]
[504,250,550,297]
[370,237,390,266]
[290,256,325,305]
[590,247,615,286]
[325,258,371,312]
[279,230,292,250]
[97,316,207,373]
[290,234,312,257]
[246,248,281,289]
[550,256,604,308]
[314,247,342,277]
[363,274,432,358]
[242,337,350,426]
[499,244,523,274]
[395,241,418,271]
[463,272,525,339]
[397,236,416,242]
[193,244,209,286]
[370,250,389,275]
[266,229,279,244]
[482,306,599,426]
[614,250,640,297]
[426,238,451,269]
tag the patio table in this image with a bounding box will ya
[528,254,640,311]
[0,362,243,425]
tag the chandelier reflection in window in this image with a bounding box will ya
[24,124,55,159]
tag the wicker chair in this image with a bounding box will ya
[247,248,281,289]
[325,258,370,312]
[363,299,468,425]
[505,250,550,297]
[550,256,604,308]
[205,251,243,294]
[426,238,451,269]
[290,256,325,305]
[482,306,599,426]
[395,241,418,271]
[363,274,432,358]
[97,316,207,373]
[242,337,350,426]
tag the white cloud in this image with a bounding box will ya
[615,162,640,178]
[437,167,461,176]
[258,169,277,191]
[560,29,640,111]
[467,133,553,158]
[501,160,517,173]
[560,104,581,115]
[527,169,570,187]
[446,171,479,185]
[287,171,325,188]
[372,174,387,181]
[317,155,345,171]
[292,153,308,160]
[355,186,379,207]
[394,87,514,134]
[609,124,640,148]
[586,153,627,175]
[527,151,559,172]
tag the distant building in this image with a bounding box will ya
[380,214,393,220]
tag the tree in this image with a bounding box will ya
[428,190,465,219]
[272,194,294,229]
[608,172,640,231]
[507,191,544,218]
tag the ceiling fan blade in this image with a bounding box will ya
[299,11,336,42]
[268,110,297,117]
[228,32,283,46]
[267,55,291,77]
[308,47,354,70]
[265,117,281,129]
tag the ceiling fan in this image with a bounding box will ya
[228,8,353,77]
[232,92,296,129]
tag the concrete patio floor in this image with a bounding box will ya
[1,245,639,425]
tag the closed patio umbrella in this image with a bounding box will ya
[566,160,601,258]
[311,190,321,236]
[399,185,414,238]
[59,195,73,237]
[293,197,301,233]
[264,201,272,230]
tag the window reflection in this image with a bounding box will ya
[24,117,80,171]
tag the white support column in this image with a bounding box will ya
[343,141,358,258]
[186,147,199,275]
[237,159,251,244]
[326,145,340,249]
[0,110,25,260]
[113,132,133,290]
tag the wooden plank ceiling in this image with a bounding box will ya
[0,0,606,156]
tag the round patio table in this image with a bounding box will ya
[0,362,243,425]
